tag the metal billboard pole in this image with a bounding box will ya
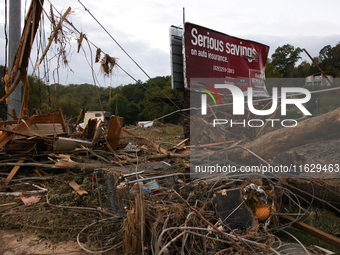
[7,0,22,120]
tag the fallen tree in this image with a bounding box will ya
[227,107,340,164]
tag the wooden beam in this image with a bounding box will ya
[34,169,43,177]
[87,118,98,139]
[0,115,36,149]
[8,0,44,87]
[171,138,189,152]
[6,157,26,182]
[107,115,123,150]
[281,215,340,249]
[69,181,88,196]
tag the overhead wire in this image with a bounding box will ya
[77,0,187,115]
[46,0,187,119]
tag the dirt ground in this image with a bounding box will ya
[0,229,84,255]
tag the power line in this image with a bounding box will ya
[45,0,187,118]
[77,0,186,114]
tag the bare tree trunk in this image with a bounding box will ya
[228,107,340,164]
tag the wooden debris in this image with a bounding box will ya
[87,118,99,139]
[107,115,123,150]
[5,158,26,183]
[281,215,340,249]
[69,181,88,196]
[20,196,42,205]
[0,0,44,107]
[227,107,340,164]
[0,202,17,207]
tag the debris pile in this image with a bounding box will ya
[1,0,340,253]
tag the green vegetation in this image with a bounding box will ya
[267,42,340,78]
[0,72,184,125]
[1,42,340,123]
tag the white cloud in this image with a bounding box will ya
[0,0,339,86]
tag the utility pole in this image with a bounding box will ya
[7,0,21,120]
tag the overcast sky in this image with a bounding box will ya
[0,0,339,87]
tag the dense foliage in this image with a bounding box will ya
[14,75,183,125]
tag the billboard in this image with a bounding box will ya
[169,25,184,92]
[183,22,270,97]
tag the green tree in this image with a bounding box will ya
[265,61,283,78]
[290,61,312,78]
[25,75,45,114]
[110,93,140,125]
[56,98,82,119]
[141,77,183,123]
[271,44,302,77]
[317,43,340,77]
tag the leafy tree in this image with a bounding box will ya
[110,93,140,125]
[141,77,183,123]
[25,75,45,114]
[319,45,333,63]
[271,44,302,77]
[317,43,340,77]
[290,61,312,78]
[56,97,82,118]
[265,61,283,78]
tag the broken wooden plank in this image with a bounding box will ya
[7,0,44,87]
[281,215,340,249]
[87,118,98,139]
[69,181,88,196]
[0,116,35,149]
[122,128,168,154]
[5,110,68,137]
[0,202,17,207]
[6,157,26,182]
[107,115,123,150]
[34,169,43,177]
[58,109,69,136]
[171,138,189,152]
[176,138,189,147]
[21,196,42,205]
[39,170,50,177]
[91,123,103,147]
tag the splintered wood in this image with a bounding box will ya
[69,181,88,196]
[107,115,123,150]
